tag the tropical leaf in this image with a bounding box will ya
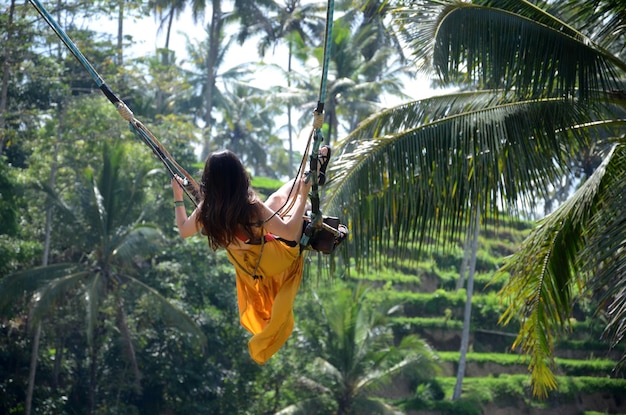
[329,0,626,398]
[326,97,608,267]
[394,0,625,97]
[302,284,439,413]
[580,143,626,353]
[496,143,621,397]
[0,263,84,316]
[30,268,91,325]
[121,274,206,346]
[112,225,164,263]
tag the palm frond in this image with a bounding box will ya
[325,97,601,267]
[0,263,84,316]
[30,268,90,325]
[112,225,164,263]
[314,356,343,384]
[394,0,625,98]
[352,396,404,415]
[121,274,206,347]
[560,0,626,56]
[357,334,439,391]
[581,143,626,351]
[496,143,619,397]
[31,181,81,224]
[339,91,504,143]
[275,395,333,415]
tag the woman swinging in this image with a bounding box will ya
[171,147,331,364]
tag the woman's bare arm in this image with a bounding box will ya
[172,176,202,238]
[260,176,311,241]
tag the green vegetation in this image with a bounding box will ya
[2,0,626,414]
[402,376,626,414]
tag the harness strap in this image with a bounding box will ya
[228,230,266,280]
[228,227,299,280]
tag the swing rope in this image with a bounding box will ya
[300,0,336,248]
[28,0,202,207]
[243,0,340,247]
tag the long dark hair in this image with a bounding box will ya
[197,150,259,249]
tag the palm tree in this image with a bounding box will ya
[233,0,326,175]
[324,0,626,398]
[279,284,440,414]
[0,141,203,413]
[149,0,227,158]
[321,16,411,143]
[148,0,207,114]
[0,0,16,155]
[212,81,287,177]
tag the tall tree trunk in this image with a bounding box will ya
[201,0,222,159]
[25,104,63,414]
[117,299,142,393]
[453,207,480,400]
[24,324,41,415]
[89,344,97,415]
[53,335,65,389]
[25,6,66,407]
[287,40,294,176]
[117,0,124,66]
[156,10,176,114]
[164,9,174,54]
[0,0,16,155]
[456,230,472,290]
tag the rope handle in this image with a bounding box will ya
[113,101,201,206]
[313,111,324,130]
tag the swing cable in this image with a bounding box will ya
[251,0,342,250]
[299,0,337,248]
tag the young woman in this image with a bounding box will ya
[171,147,330,364]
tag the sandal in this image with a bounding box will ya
[335,224,348,247]
[315,145,332,185]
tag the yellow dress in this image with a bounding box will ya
[226,234,304,364]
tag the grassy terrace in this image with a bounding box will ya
[347,214,625,412]
[398,375,626,415]
[437,352,618,377]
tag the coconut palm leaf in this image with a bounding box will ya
[394,0,625,97]
[352,397,403,415]
[325,0,626,398]
[29,268,91,324]
[6,140,205,393]
[119,274,206,345]
[0,263,84,316]
[112,225,164,264]
[580,143,626,355]
[566,0,626,54]
[275,395,333,415]
[302,285,438,413]
[496,142,624,397]
[326,97,609,266]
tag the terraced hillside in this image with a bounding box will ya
[351,217,626,414]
